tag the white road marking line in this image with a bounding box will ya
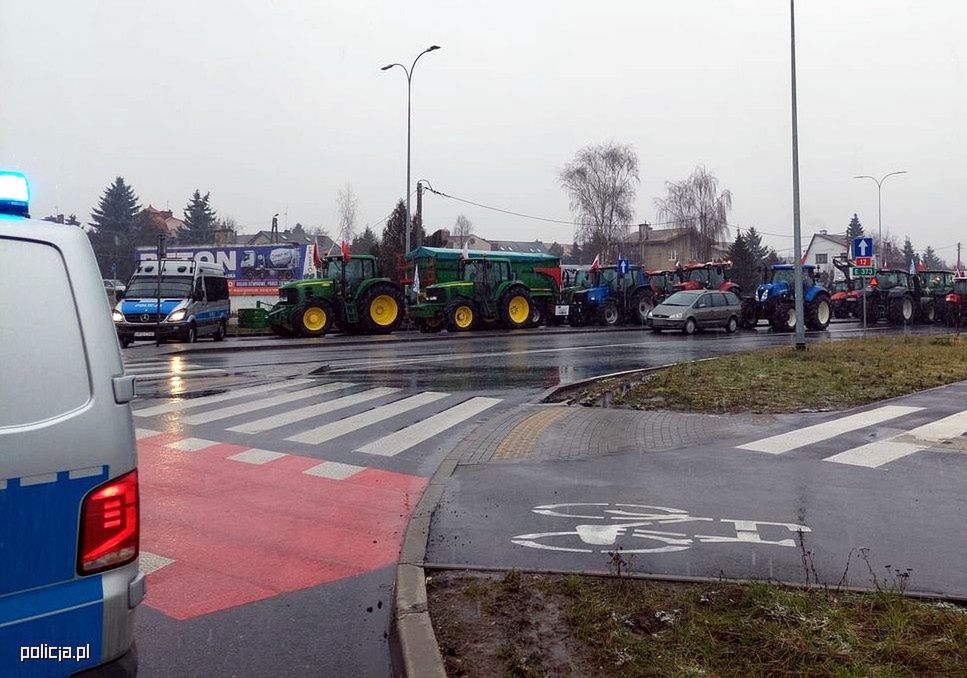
[826,410,967,468]
[736,405,923,454]
[68,466,104,480]
[139,551,175,575]
[133,379,312,417]
[179,383,353,425]
[357,396,501,457]
[286,391,450,445]
[135,428,162,439]
[227,387,400,434]
[20,472,58,486]
[227,449,288,465]
[133,368,228,380]
[303,461,366,480]
[166,437,220,452]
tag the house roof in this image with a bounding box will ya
[623,227,693,244]
[487,240,549,254]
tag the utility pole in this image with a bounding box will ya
[790,0,806,350]
[415,181,424,247]
[958,242,962,272]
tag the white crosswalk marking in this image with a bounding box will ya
[286,391,450,445]
[357,396,500,457]
[736,405,923,454]
[133,379,312,417]
[180,383,354,425]
[227,449,288,465]
[125,358,228,381]
[825,410,967,468]
[227,387,400,434]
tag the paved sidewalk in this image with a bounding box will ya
[456,403,771,464]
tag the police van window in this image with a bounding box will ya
[204,275,226,300]
[0,238,90,427]
[194,276,205,300]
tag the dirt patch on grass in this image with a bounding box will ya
[428,570,967,677]
[548,334,967,413]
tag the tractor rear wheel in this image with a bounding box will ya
[739,298,758,329]
[499,287,533,329]
[598,300,620,326]
[529,300,544,327]
[629,292,654,325]
[923,302,936,324]
[770,300,796,332]
[291,301,334,337]
[445,300,478,332]
[888,295,915,325]
[359,283,404,334]
[806,295,831,331]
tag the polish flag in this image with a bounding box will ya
[341,240,351,263]
[590,254,601,271]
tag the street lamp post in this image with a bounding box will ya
[381,45,441,255]
[790,0,805,350]
[853,171,907,254]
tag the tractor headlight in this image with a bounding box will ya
[166,309,187,323]
[112,309,124,323]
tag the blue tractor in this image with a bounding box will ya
[567,264,658,326]
[740,264,832,332]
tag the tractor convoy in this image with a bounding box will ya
[246,248,963,340]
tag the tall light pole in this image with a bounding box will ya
[381,45,441,255]
[853,171,907,252]
[790,0,805,350]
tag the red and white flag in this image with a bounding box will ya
[590,253,601,271]
[341,240,351,263]
[311,240,323,269]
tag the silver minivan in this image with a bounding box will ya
[0,172,143,676]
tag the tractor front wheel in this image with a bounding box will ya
[499,288,534,329]
[739,298,758,329]
[770,300,796,332]
[888,295,915,326]
[806,296,831,331]
[629,292,654,325]
[359,283,404,335]
[291,301,334,337]
[445,300,478,332]
[598,300,620,326]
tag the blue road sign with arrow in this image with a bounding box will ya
[852,236,874,259]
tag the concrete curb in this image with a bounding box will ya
[389,451,464,677]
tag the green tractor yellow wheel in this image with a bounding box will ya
[500,287,534,329]
[291,301,333,337]
[445,300,477,332]
[359,282,405,334]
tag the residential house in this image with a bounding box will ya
[622,224,728,270]
[802,230,849,280]
[142,205,186,237]
[244,223,333,249]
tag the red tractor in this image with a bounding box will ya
[676,262,742,296]
[944,277,967,327]
[645,268,683,304]
[830,258,862,319]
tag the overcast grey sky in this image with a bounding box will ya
[1,1,964,260]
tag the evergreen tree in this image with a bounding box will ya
[378,200,408,279]
[351,226,380,258]
[727,229,756,293]
[846,213,864,240]
[901,237,917,271]
[921,246,944,270]
[568,241,583,264]
[181,190,217,245]
[88,177,140,278]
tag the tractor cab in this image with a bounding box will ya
[320,254,378,288]
[677,262,740,295]
[645,269,682,300]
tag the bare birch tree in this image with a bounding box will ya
[655,165,733,261]
[336,183,358,243]
[559,142,639,261]
[453,214,473,247]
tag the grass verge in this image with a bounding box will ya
[428,571,967,678]
[554,334,967,413]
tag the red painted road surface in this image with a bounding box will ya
[137,433,427,620]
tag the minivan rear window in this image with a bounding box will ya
[0,238,91,427]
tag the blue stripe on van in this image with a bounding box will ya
[120,299,181,315]
[0,468,108,596]
[0,576,103,675]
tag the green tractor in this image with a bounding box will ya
[266,254,404,337]
[409,256,559,332]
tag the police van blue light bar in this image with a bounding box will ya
[0,171,30,217]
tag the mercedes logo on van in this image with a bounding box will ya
[140,314,149,322]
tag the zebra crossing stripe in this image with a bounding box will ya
[179,383,354,425]
[286,391,450,445]
[133,379,313,417]
[736,405,923,454]
[825,409,967,468]
[357,396,500,457]
[227,387,400,434]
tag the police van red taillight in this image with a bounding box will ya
[78,470,139,575]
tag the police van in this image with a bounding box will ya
[113,259,230,347]
[0,171,142,675]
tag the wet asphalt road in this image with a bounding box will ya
[123,320,953,678]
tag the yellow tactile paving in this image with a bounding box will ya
[493,407,572,460]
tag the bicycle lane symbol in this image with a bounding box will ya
[510,503,811,554]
